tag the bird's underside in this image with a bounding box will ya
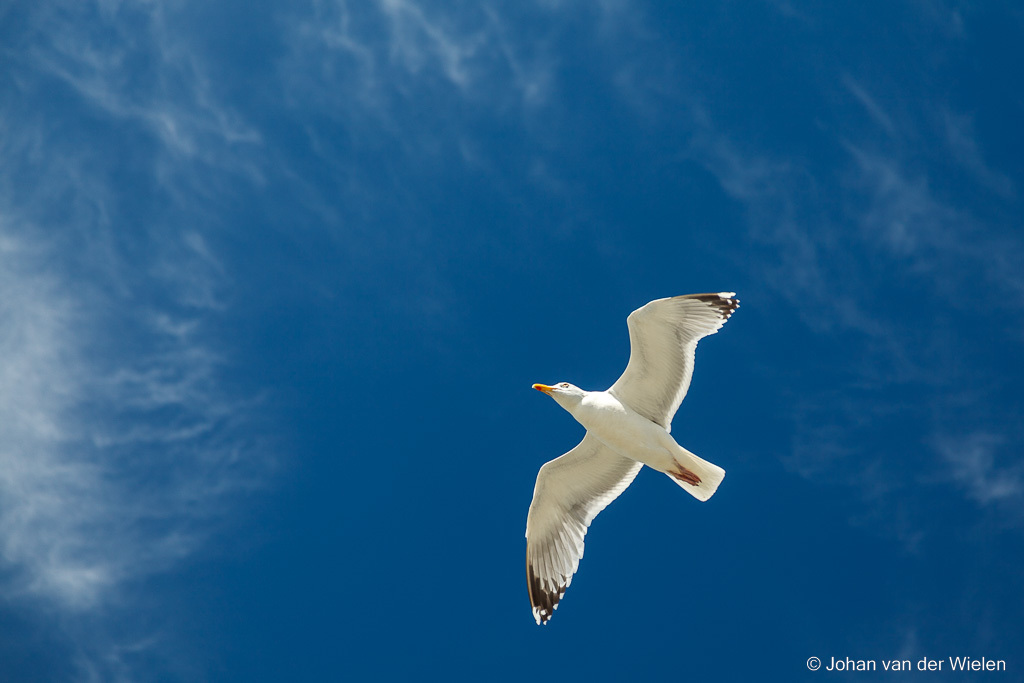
[525,292,738,625]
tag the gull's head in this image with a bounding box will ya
[532,382,585,411]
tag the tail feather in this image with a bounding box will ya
[665,446,725,502]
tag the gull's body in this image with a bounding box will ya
[526,292,739,624]
[568,390,712,484]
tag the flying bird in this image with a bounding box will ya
[526,292,739,625]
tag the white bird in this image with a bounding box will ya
[526,292,739,625]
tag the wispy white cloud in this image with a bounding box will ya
[783,390,931,551]
[0,1,274,678]
[910,0,967,37]
[276,0,583,326]
[687,123,893,342]
[0,205,271,679]
[843,75,898,137]
[376,0,482,89]
[278,0,650,254]
[940,109,1015,199]
[936,432,1023,506]
[17,0,262,176]
[285,0,632,126]
[0,235,106,608]
[680,34,1024,545]
[843,142,1024,303]
[843,143,954,256]
[0,225,267,611]
[760,0,813,23]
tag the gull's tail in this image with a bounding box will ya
[664,446,725,502]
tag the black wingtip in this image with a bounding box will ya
[687,292,740,320]
[526,548,561,625]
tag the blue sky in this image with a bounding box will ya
[2,0,1022,680]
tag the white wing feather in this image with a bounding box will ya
[525,433,643,625]
[608,292,739,430]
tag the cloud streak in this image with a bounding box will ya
[14,0,262,179]
[0,224,267,611]
[285,0,637,127]
[843,75,898,137]
[1,1,274,678]
[678,24,1024,544]
[936,433,1023,507]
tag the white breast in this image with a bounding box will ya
[571,391,676,470]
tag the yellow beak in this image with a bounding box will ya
[532,383,554,395]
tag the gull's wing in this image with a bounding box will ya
[525,433,642,625]
[608,292,739,430]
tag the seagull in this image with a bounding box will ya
[525,292,739,625]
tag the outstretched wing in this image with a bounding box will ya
[525,434,643,625]
[608,292,739,430]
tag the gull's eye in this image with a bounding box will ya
[560,383,569,388]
